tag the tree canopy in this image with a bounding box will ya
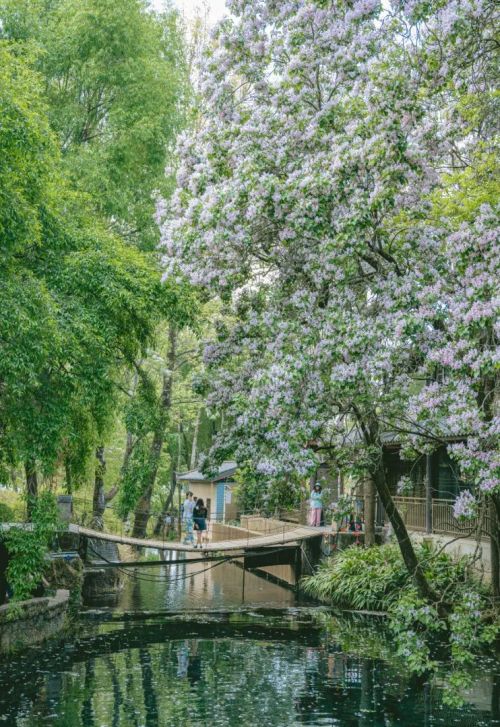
[160,0,499,594]
[0,0,195,498]
[1,0,190,250]
[0,42,169,482]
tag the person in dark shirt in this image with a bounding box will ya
[193,498,208,549]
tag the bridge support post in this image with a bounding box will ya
[293,546,302,587]
[299,535,322,577]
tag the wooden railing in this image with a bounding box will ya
[392,496,489,539]
[277,503,309,525]
[393,496,427,532]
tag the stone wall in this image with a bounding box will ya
[412,532,492,582]
[0,589,69,653]
[82,536,123,603]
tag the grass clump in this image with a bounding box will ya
[302,543,408,611]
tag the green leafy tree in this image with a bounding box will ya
[0,43,180,518]
[1,0,194,525]
[0,0,190,250]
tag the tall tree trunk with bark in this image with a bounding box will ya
[153,415,191,536]
[25,459,38,520]
[357,412,438,604]
[190,408,201,469]
[364,476,376,547]
[478,374,499,600]
[490,494,500,602]
[132,326,177,539]
[91,445,106,529]
[153,473,177,537]
[64,460,72,494]
[372,463,438,603]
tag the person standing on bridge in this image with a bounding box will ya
[309,484,323,527]
[193,498,208,548]
[182,491,196,545]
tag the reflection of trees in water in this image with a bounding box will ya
[494,674,500,720]
[80,659,96,727]
[0,627,497,726]
[139,648,159,727]
[123,651,140,727]
[104,656,123,727]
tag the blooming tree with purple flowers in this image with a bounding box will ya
[160,0,498,598]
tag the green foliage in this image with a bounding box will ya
[430,149,500,225]
[0,0,190,251]
[233,464,302,513]
[0,503,14,523]
[303,543,409,611]
[233,465,268,512]
[118,439,155,519]
[2,492,60,602]
[303,543,499,706]
[329,495,356,526]
[0,38,188,491]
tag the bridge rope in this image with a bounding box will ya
[88,543,238,584]
[87,542,300,584]
[74,521,330,554]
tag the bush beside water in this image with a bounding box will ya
[1,492,61,603]
[303,543,499,706]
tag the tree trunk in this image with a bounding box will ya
[153,417,189,537]
[132,326,177,539]
[139,649,159,726]
[132,430,164,539]
[64,460,72,494]
[152,473,177,537]
[103,430,135,508]
[109,367,141,506]
[91,446,106,530]
[190,408,202,469]
[25,459,38,520]
[356,411,438,604]
[477,374,498,600]
[364,476,376,547]
[372,464,438,603]
[490,494,500,602]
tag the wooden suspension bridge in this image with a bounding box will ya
[68,522,331,554]
[72,521,332,581]
[1,520,333,580]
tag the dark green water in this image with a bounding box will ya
[1,558,499,726]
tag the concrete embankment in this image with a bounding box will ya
[0,589,69,653]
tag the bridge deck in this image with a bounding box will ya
[69,524,330,552]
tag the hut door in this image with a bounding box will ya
[215,483,225,522]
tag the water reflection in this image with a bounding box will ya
[1,616,499,726]
[89,558,302,612]
[1,560,499,726]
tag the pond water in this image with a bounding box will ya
[1,554,499,726]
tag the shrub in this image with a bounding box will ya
[2,492,61,602]
[0,503,14,523]
[302,543,409,611]
[302,542,498,706]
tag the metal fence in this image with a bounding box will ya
[392,496,490,539]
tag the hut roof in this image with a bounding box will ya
[177,461,237,483]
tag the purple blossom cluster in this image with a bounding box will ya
[158,0,499,510]
[452,490,477,521]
